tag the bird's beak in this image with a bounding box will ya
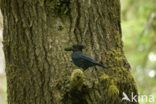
[64,47,73,51]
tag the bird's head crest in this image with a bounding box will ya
[72,45,85,50]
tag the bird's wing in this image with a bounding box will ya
[73,54,98,64]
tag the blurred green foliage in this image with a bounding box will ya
[0,75,7,104]
[121,0,156,103]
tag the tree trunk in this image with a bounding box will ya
[1,0,138,104]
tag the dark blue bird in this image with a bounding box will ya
[65,45,107,70]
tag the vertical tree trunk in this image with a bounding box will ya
[1,0,138,104]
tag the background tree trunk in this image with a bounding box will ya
[1,0,138,104]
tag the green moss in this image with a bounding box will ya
[70,69,84,91]
[45,0,70,17]
[108,85,119,98]
[100,72,109,80]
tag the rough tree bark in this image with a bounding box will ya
[0,0,138,104]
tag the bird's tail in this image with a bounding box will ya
[96,63,107,69]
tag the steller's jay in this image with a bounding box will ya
[65,45,107,70]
